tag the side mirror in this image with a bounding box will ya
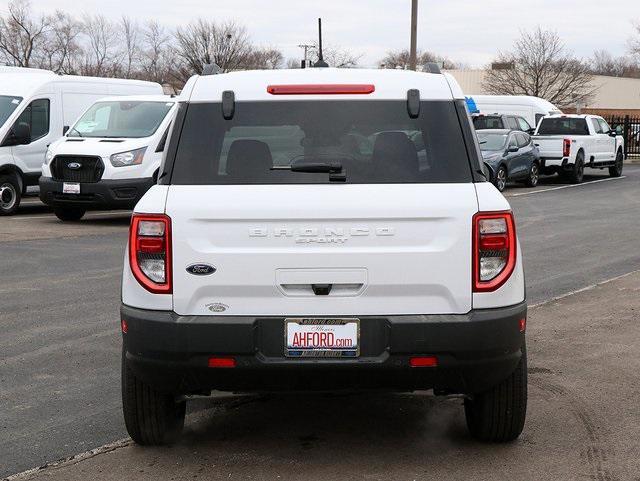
[508,145,519,153]
[608,130,618,137]
[63,125,70,135]
[527,128,535,135]
[12,122,31,145]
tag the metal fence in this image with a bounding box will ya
[603,115,640,157]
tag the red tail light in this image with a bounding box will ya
[129,214,172,294]
[563,138,571,157]
[267,84,375,95]
[473,211,517,292]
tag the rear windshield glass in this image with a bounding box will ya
[473,116,504,130]
[69,101,173,138]
[170,100,473,184]
[537,118,589,136]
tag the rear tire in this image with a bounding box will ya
[494,165,507,192]
[609,150,623,177]
[122,348,185,446]
[0,173,21,216]
[568,151,585,184]
[524,162,539,187]
[53,207,86,221]
[464,345,527,442]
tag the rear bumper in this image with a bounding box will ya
[121,301,527,394]
[39,176,154,210]
[540,157,569,169]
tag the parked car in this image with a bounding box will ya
[0,67,163,215]
[39,96,177,221]
[472,113,534,133]
[533,114,624,183]
[477,129,541,191]
[120,67,528,446]
[466,94,562,129]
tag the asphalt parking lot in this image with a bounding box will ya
[2,165,640,480]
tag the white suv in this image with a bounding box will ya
[120,68,527,445]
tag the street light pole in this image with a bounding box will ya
[409,0,418,70]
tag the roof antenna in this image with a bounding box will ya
[314,18,329,68]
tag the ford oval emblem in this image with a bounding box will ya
[207,303,228,313]
[67,162,82,170]
[186,263,216,275]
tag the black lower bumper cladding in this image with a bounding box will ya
[39,176,155,210]
[121,301,527,395]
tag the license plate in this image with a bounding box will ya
[285,318,359,358]
[62,182,80,194]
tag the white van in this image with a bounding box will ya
[0,68,163,215]
[466,95,562,129]
[40,95,177,221]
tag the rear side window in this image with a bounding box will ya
[473,116,504,129]
[170,100,473,184]
[516,117,531,131]
[537,118,590,136]
[506,117,519,130]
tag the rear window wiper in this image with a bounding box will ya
[272,160,346,181]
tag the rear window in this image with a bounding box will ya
[537,118,589,136]
[169,100,473,185]
[473,116,504,130]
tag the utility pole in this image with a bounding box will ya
[298,44,314,68]
[314,18,329,68]
[409,0,418,70]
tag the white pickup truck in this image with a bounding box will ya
[533,114,624,183]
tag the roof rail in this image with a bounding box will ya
[202,63,222,76]
[424,62,441,74]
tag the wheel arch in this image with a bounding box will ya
[0,164,24,191]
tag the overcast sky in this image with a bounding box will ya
[27,0,640,67]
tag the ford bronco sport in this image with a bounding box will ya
[120,68,527,445]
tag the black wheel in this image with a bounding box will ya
[0,173,21,216]
[568,151,585,184]
[524,162,539,187]
[609,150,623,177]
[464,345,527,442]
[53,207,86,221]
[494,165,507,192]
[122,348,185,445]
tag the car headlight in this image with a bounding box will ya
[110,147,147,167]
[45,148,54,163]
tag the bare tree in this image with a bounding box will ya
[0,0,51,67]
[378,49,457,70]
[630,21,640,58]
[80,14,122,76]
[286,57,301,69]
[590,50,640,78]
[482,27,596,108]
[305,42,361,68]
[34,11,82,74]
[120,16,140,78]
[244,47,283,70]
[172,20,252,81]
[139,20,172,83]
